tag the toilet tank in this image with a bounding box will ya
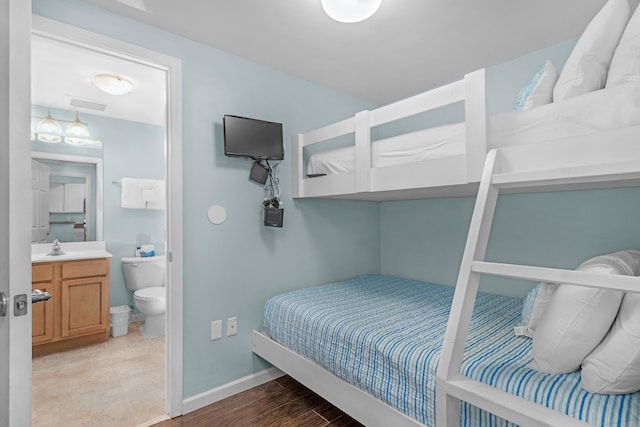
[121,255,166,291]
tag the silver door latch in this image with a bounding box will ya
[0,292,7,317]
[14,294,28,316]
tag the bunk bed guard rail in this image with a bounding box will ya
[291,69,488,199]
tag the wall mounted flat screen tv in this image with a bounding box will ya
[223,115,284,160]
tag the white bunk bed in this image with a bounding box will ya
[292,69,488,201]
[257,8,640,417]
[253,146,640,426]
[256,115,640,426]
[292,67,640,201]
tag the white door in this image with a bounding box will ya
[31,160,50,243]
[1,0,33,426]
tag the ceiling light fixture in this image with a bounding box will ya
[35,110,62,143]
[321,0,382,23]
[31,109,101,146]
[91,74,135,96]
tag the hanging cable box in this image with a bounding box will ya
[264,206,284,227]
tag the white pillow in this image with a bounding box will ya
[553,0,630,102]
[582,291,640,394]
[513,60,559,112]
[607,4,640,86]
[514,282,559,338]
[531,250,640,374]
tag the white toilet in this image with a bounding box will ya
[121,255,166,338]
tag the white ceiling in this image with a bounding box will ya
[34,0,624,125]
[31,34,166,126]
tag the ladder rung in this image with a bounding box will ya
[443,375,590,427]
[472,261,640,293]
[492,161,640,189]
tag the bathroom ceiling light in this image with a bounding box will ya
[91,74,135,96]
[36,111,62,135]
[321,0,382,23]
[35,110,63,143]
[31,110,101,146]
[66,111,90,138]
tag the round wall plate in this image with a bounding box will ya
[207,205,227,225]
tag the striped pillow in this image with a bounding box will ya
[513,60,558,112]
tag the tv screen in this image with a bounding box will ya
[223,115,284,160]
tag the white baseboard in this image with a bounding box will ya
[182,367,285,415]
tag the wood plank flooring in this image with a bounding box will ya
[152,375,364,427]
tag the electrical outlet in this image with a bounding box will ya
[227,317,237,336]
[211,320,222,340]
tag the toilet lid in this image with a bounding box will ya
[135,287,165,301]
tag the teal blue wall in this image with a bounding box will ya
[380,188,640,297]
[32,0,380,397]
[381,41,640,297]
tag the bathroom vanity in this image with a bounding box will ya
[31,242,112,356]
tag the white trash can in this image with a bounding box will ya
[110,305,131,337]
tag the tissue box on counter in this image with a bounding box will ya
[136,245,155,257]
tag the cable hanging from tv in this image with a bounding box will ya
[222,113,285,227]
[262,160,283,227]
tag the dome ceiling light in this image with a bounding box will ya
[91,74,135,96]
[321,0,382,23]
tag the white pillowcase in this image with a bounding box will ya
[582,291,640,394]
[513,60,559,112]
[531,250,640,374]
[514,282,559,338]
[607,4,640,86]
[553,0,630,102]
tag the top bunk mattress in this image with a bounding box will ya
[263,275,640,427]
[306,83,640,176]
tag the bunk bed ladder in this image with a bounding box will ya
[434,149,640,427]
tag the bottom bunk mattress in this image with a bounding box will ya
[263,275,639,427]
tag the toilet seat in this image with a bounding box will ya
[134,287,165,301]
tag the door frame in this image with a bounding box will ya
[31,16,184,418]
[1,1,32,425]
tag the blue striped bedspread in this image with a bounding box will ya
[263,275,639,427]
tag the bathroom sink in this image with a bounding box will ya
[32,250,113,263]
[31,241,113,263]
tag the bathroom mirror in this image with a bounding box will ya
[31,149,103,243]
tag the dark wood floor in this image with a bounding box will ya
[152,375,364,427]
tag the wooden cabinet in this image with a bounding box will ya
[32,258,110,356]
[32,264,54,344]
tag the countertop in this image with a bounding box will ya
[32,241,112,263]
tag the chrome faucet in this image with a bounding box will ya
[47,239,65,256]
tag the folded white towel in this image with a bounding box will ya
[143,180,165,210]
[121,178,146,209]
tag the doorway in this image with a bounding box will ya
[30,15,183,423]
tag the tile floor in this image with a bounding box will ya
[32,322,166,427]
